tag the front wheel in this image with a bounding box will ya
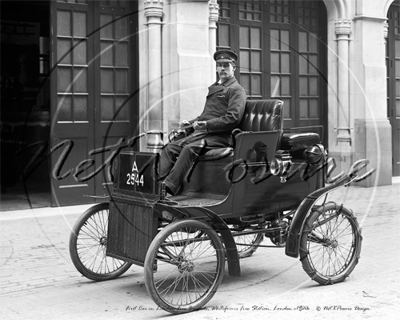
[299,202,362,285]
[69,203,132,281]
[144,219,225,314]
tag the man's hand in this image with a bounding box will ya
[193,121,207,131]
[179,120,191,128]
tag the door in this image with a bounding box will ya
[94,3,138,198]
[50,0,138,205]
[387,2,400,176]
[217,0,327,140]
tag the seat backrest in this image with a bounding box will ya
[238,99,283,132]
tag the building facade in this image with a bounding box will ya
[138,0,399,189]
[0,0,399,208]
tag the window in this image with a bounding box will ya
[217,0,327,130]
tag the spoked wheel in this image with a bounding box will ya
[69,203,132,281]
[300,202,362,285]
[234,232,263,258]
[144,219,225,314]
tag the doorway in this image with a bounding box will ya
[1,1,51,211]
[49,0,139,206]
[217,0,328,142]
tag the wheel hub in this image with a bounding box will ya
[322,238,338,249]
[99,236,107,246]
[330,239,339,249]
[178,259,195,273]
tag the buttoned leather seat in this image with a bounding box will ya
[238,99,283,132]
[200,99,283,160]
[182,99,284,196]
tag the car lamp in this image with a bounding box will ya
[304,144,327,165]
[146,130,164,151]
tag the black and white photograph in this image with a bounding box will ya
[1,0,399,319]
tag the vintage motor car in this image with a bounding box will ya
[69,99,374,314]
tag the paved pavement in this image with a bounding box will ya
[0,178,399,320]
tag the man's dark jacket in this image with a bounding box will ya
[179,76,247,147]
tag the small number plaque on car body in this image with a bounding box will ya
[116,152,159,195]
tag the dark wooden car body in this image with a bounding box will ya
[106,100,325,276]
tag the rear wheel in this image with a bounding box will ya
[299,202,362,285]
[144,219,225,314]
[69,203,132,281]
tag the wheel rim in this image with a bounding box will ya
[306,208,358,280]
[151,227,222,308]
[76,207,127,275]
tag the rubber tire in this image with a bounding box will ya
[144,219,225,314]
[69,203,132,281]
[299,202,362,285]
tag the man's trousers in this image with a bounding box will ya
[159,137,227,195]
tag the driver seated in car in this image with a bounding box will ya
[159,49,247,196]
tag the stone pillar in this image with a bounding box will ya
[144,0,164,131]
[335,19,352,146]
[163,0,211,127]
[351,15,392,186]
[329,19,353,177]
[209,0,219,78]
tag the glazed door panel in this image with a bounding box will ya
[94,3,136,197]
[50,0,138,205]
[217,0,327,141]
[50,0,95,206]
[295,1,324,128]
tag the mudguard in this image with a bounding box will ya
[285,193,323,258]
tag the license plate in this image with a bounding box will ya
[115,152,159,195]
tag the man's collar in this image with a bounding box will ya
[219,76,237,86]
